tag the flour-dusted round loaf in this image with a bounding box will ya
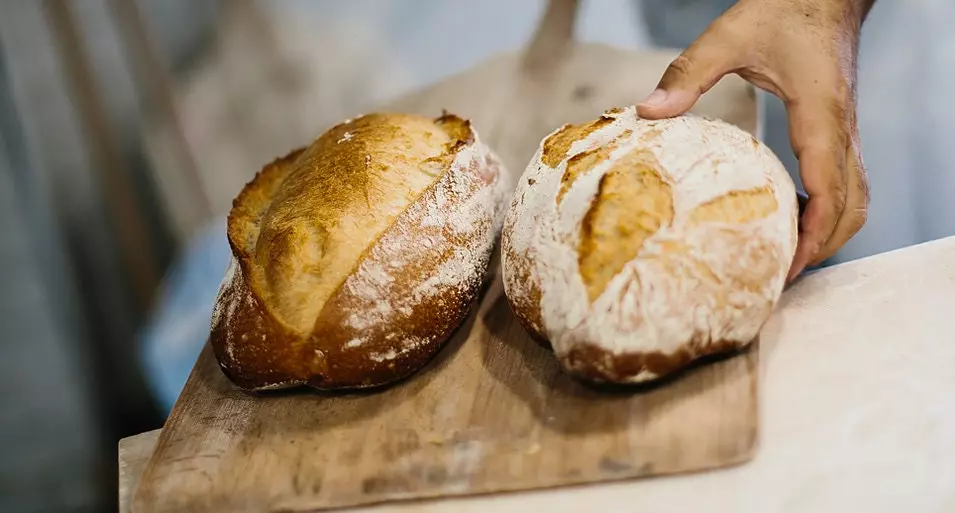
[501,106,798,384]
[211,112,510,390]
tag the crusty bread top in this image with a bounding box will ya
[502,106,797,376]
[211,111,510,390]
[228,113,474,334]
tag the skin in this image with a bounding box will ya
[637,0,876,281]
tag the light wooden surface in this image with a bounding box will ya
[130,271,759,512]
[122,235,955,513]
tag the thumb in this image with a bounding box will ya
[637,32,739,119]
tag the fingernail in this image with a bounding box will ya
[640,89,668,108]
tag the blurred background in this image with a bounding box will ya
[1,1,952,511]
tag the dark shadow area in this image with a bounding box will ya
[478,281,757,437]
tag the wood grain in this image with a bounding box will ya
[132,274,758,513]
[132,2,762,510]
[119,430,157,511]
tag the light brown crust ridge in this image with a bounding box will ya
[540,115,613,168]
[577,149,674,302]
[211,112,507,390]
[687,185,777,226]
[253,113,471,332]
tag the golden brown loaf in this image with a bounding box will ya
[211,112,510,390]
[501,106,798,384]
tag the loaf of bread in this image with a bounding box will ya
[501,106,797,384]
[211,112,510,390]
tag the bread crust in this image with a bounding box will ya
[211,113,509,391]
[502,106,797,384]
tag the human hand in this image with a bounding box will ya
[637,0,874,281]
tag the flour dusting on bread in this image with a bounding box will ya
[502,106,797,383]
[210,256,239,332]
[210,112,510,390]
[340,133,509,344]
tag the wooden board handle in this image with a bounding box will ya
[522,0,581,73]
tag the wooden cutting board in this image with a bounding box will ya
[132,280,759,513]
[132,1,762,511]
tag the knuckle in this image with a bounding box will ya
[834,188,849,214]
[660,54,695,89]
[824,95,851,123]
[669,54,694,77]
[828,177,849,212]
[789,97,854,152]
[795,132,846,168]
[801,132,841,152]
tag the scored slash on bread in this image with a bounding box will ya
[210,106,793,391]
[502,106,798,384]
[211,112,511,391]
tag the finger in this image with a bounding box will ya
[637,28,740,119]
[785,97,850,281]
[811,133,868,265]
